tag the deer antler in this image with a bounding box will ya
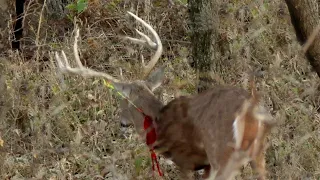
[124,11,163,77]
[55,12,162,82]
[54,27,120,83]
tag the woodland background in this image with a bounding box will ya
[0,0,319,179]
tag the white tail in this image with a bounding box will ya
[53,12,275,180]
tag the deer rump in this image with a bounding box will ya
[152,86,264,178]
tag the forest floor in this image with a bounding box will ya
[0,0,319,179]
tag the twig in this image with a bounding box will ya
[302,24,320,54]
[36,0,47,72]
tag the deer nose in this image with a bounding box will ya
[120,117,132,128]
[120,121,131,128]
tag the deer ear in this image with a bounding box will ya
[113,82,132,98]
[146,66,165,92]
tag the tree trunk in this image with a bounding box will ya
[0,0,10,51]
[11,0,70,52]
[12,0,25,50]
[188,0,220,92]
[284,0,320,77]
[0,0,9,30]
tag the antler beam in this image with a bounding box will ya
[124,11,163,77]
[54,27,120,83]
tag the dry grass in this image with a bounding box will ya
[0,0,319,179]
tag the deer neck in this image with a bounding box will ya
[133,95,163,138]
[139,96,163,119]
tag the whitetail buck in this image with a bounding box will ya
[54,11,275,180]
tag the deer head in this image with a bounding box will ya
[116,67,165,130]
[54,11,165,137]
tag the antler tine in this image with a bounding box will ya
[73,28,83,69]
[126,11,163,77]
[54,27,120,83]
[135,29,158,48]
[125,29,157,49]
[55,50,64,69]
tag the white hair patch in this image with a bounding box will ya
[233,116,245,150]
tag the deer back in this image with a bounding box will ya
[152,86,270,174]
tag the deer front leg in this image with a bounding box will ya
[249,122,274,180]
[201,165,212,179]
[179,169,194,180]
[179,168,208,180]
[250,149,266,180]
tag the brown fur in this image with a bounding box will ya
[117,70,274,179]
